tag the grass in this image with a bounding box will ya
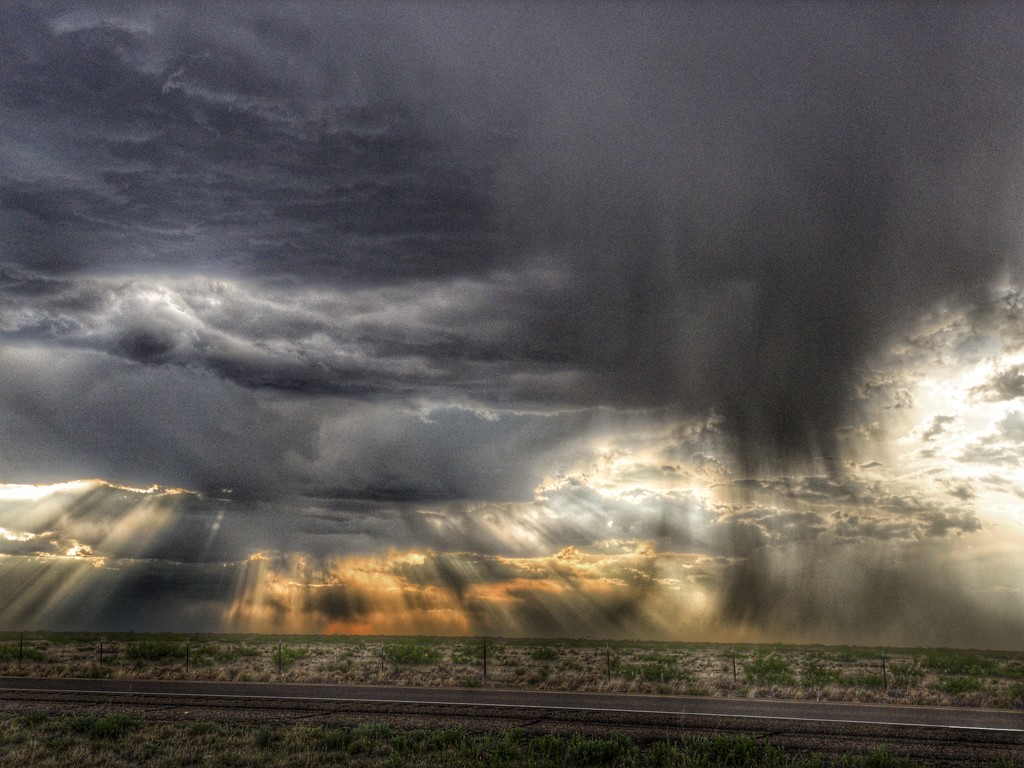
[0,714,1003,767]
[2,632,1024,709]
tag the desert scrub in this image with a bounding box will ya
[919,651,999,676]
[617,654,689,684]
[801,659,841,688]
[889,662,925,689]
[530,646,559,661]
[125,640,186,662]
[933,676,987,695]
[275,644,309,667]
[385,642,441,665]
[0,642,45,662]
[745,653,795,686]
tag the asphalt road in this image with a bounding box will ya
[3,677,1023,765]
[1,676,1021,731]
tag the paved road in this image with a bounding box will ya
[1,676,1021,731]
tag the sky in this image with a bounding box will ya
[2,2,1024,649]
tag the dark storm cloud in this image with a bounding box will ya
[3,2,1024,478]
[720,539,1024,648]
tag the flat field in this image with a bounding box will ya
[2,632,1022,709]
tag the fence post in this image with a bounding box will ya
[881,650,887,690]
[482,636,487,679]
[18,633,24,669]
[99,639,103,666]
[732,648,737,683]
[277,640,282,675]
[380,642,385,675]
[186,638,190,672]
[606,644,611,682]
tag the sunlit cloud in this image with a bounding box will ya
[0,478,197,628]
[0,480,102,502]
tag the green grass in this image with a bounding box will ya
[1,714,994,767]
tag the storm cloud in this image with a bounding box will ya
[3,3,1024,645]
[3,3,1023,476]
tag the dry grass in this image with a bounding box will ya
[1,633,1022,709]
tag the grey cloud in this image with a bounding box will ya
[0,553,238,632]
[920,415,955,441]
[301,584,370,623]
[1,4,1022,473]
[719,539,1024,647]
[392,552,530,600]
[831,507,981,541]
[958,410,1024,466]
[973,364,1024,402]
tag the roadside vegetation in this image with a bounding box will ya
[0,712,1014,768]
[1,632,1023,709]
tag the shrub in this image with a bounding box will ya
[71,714,138,740]
[566,733,631,765]
[277,645,308,666]
[125,640,186,661]
[801,659,840,687]
[616,657,684,683]
[385,643,441,665]
[919,651,998,676]
[861,746,917,767]
[0,643,45,662]
[889,662,924,688]
[22,711,48,727]
[255,725,275,748]
[999,682,1024,708]
[934,676,985,695]
[745,653,794,686]
[530,646,559,661]
[844,673,887,689]
[678,733,787,767]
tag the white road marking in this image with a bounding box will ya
[1,684,1021,733]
